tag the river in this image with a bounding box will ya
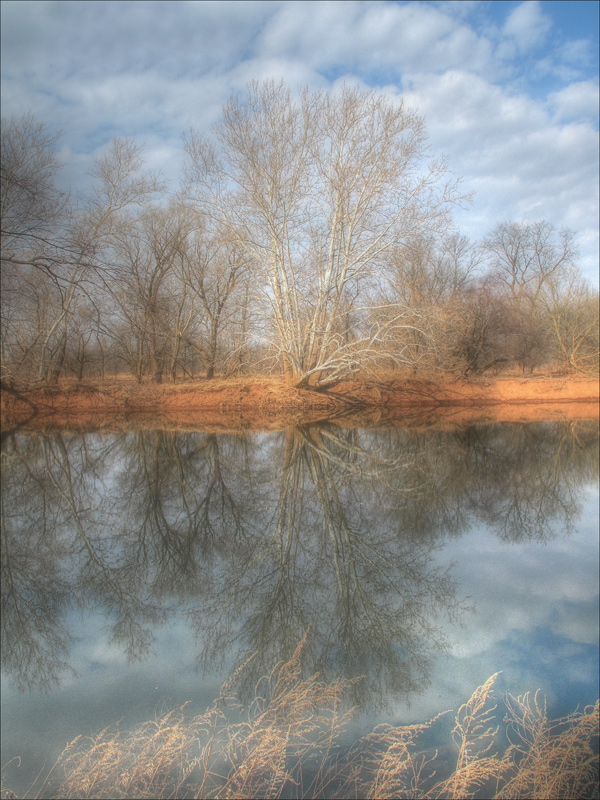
[1,418,598,797]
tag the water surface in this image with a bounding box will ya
[1,419,598,795]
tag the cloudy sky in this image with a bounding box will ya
[1,0,598,284]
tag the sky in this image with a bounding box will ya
[1,0,599,285]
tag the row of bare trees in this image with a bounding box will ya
[2,83,598,387]
[385,221,598,377]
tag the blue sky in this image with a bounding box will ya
[1,0,598,284]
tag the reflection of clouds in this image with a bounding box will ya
[437,492,599,660]
[69,612,207,686]
[2,422,597,697]
[1,606,224,798]
[391,488,599,726]
[388,624,598,728]
[552,602,599,645]
[1,632,225,800]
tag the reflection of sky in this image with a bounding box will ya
[1,439,598,796]
[381,486,599,728]
[1,612,226,796]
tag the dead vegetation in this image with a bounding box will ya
[2,637,598,800]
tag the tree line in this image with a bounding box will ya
[2,82,598,388]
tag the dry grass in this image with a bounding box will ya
[2,640,598,799]
[496,691,600,800]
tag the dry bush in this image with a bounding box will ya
[45,704,202,799]
[430,673,512,799]
[2,647,598,800]
[204,639,356,800]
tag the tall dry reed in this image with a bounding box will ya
[2,637,598,799]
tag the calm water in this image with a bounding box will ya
[1,419,599,795]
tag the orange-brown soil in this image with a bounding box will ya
[2,374,598,433]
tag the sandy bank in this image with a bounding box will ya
[2,375,598,432]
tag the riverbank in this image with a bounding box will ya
[2,374,598,432]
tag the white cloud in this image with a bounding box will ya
[400,69,598,280]
[502,0,552,53]
[254,1,494,81]
[549,79,600,122]
[434,0,483,21]
[228,56,325,93]
[558,37,596,71]
[1,0,598,284]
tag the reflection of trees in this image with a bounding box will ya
[1,438,73,691]
[1,433,164,689]
[109,429,257,603]
[364,420,598,543]
[1,420,597,701]
[455,421,598,541]
[194,425,460,708]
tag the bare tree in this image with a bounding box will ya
[483,221,579,373]
[1,114,66,269]
[1,114,68,384]
[1,122,162,385]
[104,202,190,382]
[541,266,600,374]
[441,282,515,376]
[186,81,461,388]
[381,232,482,373]
[484,221,577,309]
[39,140,161,384]
[179,214,249,379]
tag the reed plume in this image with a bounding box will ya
[2,641,598,799]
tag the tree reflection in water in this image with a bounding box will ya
[1,420,597,705]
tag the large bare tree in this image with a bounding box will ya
[185,81,461,388]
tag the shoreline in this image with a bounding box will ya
[2,375,598,432]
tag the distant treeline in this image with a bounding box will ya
[2,83,598,387]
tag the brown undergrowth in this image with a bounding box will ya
[2,636,598,800]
